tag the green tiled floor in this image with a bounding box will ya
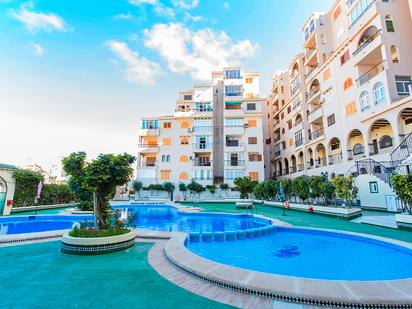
[183,202,412,243]
[0,241,230,308]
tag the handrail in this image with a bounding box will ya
[356,158,394,186]
[353,29,382,56]
[356,61,385,86]
[390,131,412,168]
[309,127,324,140]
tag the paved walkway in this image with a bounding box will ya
[352,214,398,229]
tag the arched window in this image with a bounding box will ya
[379,135,393,149]
[353,143,364,155]
[359,91,370,112]
[373,82,385,105]
[179,155,189,162]
[181,121,190,129]
[179,172,188,180]
[161,155,166,162]
[385,15,395,32]
[390,45,399,63]
[166,155,171,162]
[322,53,327,64]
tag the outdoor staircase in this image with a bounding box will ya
[355,158,394,186]
[390,131,412,174]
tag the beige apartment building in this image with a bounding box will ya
[267,0,412,210]
[137,67,266,189]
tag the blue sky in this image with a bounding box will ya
[0,0,332,169]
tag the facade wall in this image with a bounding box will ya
[137,67,266,188]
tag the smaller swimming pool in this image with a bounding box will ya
[186,226,412,281]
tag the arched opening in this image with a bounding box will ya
[294,114,303,127]
[298,151,304,171]
[284,158,289,175]
[322,53,327,64]
[347,129,365,160]
[291,62,300,78]
[391,45,399,63]
[359,90,371,112]
[385,15,395,32]
[290,155,297,173]
[357,25,379,48]
[398,108,412,138]
[315,143,327,168]
[179,172,188,180]
[277,161,283,177]
[328,137,342,165]
[0,176,7,215]
[368,118,394,155]
[308,79,320,100]
[307,148,314,169]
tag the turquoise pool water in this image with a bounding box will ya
[0,205,269,235]
[186,226,412,281]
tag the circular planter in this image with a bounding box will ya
[61,229,137,255]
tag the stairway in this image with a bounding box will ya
[390,131,412,174]
[355,158,394,186]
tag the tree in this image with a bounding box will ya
[322,180,336,205]
[206,185,216,195]
[391,173,412,212]
[292,176,311,203]
[148,184,163,196]
[63,152,135,229]
[187,180,203,198]
[331,176,358,209]
[132,180,143,198]
[39,184,74,205]
[309,176,323,203]
[163,182,175,201]
[12,169,44,207]
[253,182,266,200]
[178,182,188,199]
[62,152,93,210]
[219,183,230,197]
[234,177,258,199]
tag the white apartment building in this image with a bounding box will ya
[267,0,412,210]
[137,67,266,188]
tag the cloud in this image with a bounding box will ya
[171,0,199,10]
[9,4,67,33]
[143,23,258,81]
[184,12,202,22]
[31,42,45,56]
[106,40,164,86]
[114,12,133,20]
[129,0,157,5]
[223,2,230,10]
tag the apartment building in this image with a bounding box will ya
[137,67,266,188]
[268,0,412,210]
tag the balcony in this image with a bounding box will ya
[290,82,301,97]
[194,160,212,167]
[224,160,246,168]
[139,129,160,136]
[295,138,304,148]
[225,142,246,152]
[308,106,323,124]
[328,153,343,165]
[307,89,321,104]
[193,143,212,152]
[137,161,157,167]
[353,29,382,57]
[315,158,327,168]
[305,64,319,80]
[294,122,303,133]
[347,147,365,161]
[309,127,325,141]
[138,144,159,153]
[224,125,245,136]
[356,61,385,86]
[304,49,317,67]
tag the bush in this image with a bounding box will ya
[39,184,74,205]
[234,177,258,199]
[132,180,143,197]
[187,180,204,197]
[331,176,358,208]
[206,185,216,194]
[391,173,412,208]
[12,169,44,207]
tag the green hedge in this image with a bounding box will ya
[39,184,75,206]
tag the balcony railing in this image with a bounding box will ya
[347,147,365,161]
[290,166,297,174]
[307,89,321,102]
[304,49,316,62]
[138,144,159,151]
[193,144,212,150]
[353,29,382,56]
[274,150,281,157]
[328,153,343,165]
[224,160,245,167]
[295,138,304,147]
[194,160,211,167]
[315,158,327,168]
[290,82,301,96]
[309,127,324,141]
[349,0,375,27]
[356,61,385,86]
[305,64,319,79]
[298,164,304,172]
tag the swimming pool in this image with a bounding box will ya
[186,226,412,281]
[0,205,269,235]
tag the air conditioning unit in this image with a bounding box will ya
[243,123,249,128]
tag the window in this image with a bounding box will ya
[181,121,190,129]
[345,101,357,116]
[245,77,253,84]
[180,136,189,145]
[161,155,171,162]
[247,120,257,128]
[246,103,256,111]
[141,119,158,129]
[249,172,259,180]
[225,170,244,180]
[248,153,262,162]
[323,68,331,81]
[179,173,188,180]
[194,136,210,150]
[343,78,353,91]
[287,106,291,114]
[224,69,241,79]
[162,138,171,146]
[369,181,379,193]
[359,91,370,112]
[193,119,212,133]
[193,169,212,181]
[183,94,192,101]
[333,5,341,20]
[288,121,292,129]
[395,76,412,95]
[195,102,212,112]
[280,112,284,120]
[225,85,242,96]
[163,122,172,129]
[225,102,242,110]
[248,137,257,144]
[224,118,243,127]
[385,15,395,32]
[391,45,399,63]
[327,114,335,126]
[350,0,373,25]
[160,170,171,180]
[353,143,364,155]
[379,135,393,149]
[180,155,189,162]
[373,82,385,105]
[340,50,350,65]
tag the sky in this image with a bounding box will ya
[0,0,332,171]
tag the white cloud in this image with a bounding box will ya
[129,0,158,5]
[153,4,175,18]
[9,5,67,33]
[171,0,199,10]
[31,42,45,56]
[143,23,258,81]
[114,12,133,20]
[223,2,230,10]
[106,40,164,86]
[184,12,202,22]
